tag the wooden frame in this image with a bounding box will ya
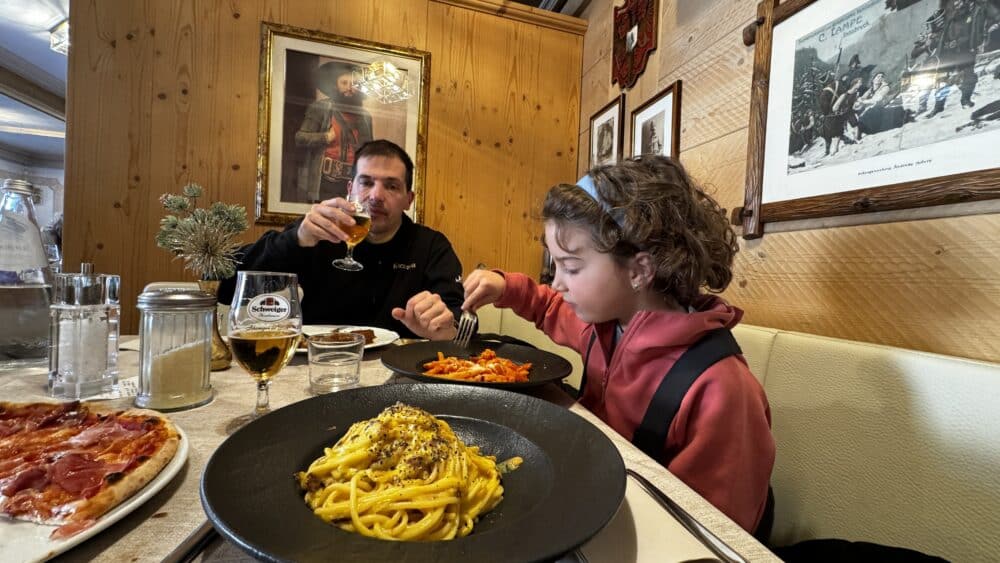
[736,0,1000,238]
[255,22,430,226]
[630,80,681,159]
[612,0,659,89]
[589,93,626,168]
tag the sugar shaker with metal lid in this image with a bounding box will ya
[48,263,121,398]
[135,288,215,411]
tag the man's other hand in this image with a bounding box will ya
[391,291,458,341]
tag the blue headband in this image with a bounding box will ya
[576,174,624,227]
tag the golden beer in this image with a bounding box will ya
[343,214,371,247]
[229,328,300,381]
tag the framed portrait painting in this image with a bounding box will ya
[256,23,430,226]
[589,94,625,168]
[630,80,682,159]
[737,0,1000,238]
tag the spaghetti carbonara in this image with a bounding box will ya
[295,403,522,541]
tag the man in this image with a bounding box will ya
[295,61,374,202]
[221,140,462,341]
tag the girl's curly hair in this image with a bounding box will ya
[542,155,738,306]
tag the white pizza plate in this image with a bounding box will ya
[0,426,189,563]
[297,325,400,353]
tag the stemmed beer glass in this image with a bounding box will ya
[227,271,302,431]
[332,186,371,271]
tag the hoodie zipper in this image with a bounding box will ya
[598,323,628,409]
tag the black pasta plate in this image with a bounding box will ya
[200,383,625,563]
[380,340,573,390]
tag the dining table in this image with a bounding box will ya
[0,337,780,563]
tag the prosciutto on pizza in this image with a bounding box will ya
[0,401,180,539]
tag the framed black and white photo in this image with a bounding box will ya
[737,0,1000,238]
[630,80,681,159]
[589,94,625,168]
[255,23,430,226]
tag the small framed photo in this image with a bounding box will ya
[630,80,682,159]
[255,22,430,226]
[589,93,625,168]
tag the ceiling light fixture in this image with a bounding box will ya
[49,18,69,55]
[0,125,65,138]
[353,61,412,104]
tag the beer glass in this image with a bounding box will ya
[332,186,371,271]
[228,271,301,429]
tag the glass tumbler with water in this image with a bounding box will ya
[308,332,364,393]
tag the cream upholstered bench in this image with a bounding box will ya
[493,308,1000,562]
[732,325,1000,562]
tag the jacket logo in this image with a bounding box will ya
[393,263,416,270]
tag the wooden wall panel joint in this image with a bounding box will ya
[431,0,588,35]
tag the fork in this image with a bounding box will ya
[453,309,477,347]
[453,264,486,347]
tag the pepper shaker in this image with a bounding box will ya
[48,263,120,398]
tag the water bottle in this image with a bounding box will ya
[0,179,52,370]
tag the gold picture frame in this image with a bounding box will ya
[255,22,430,226]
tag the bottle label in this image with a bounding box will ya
[248,294,291,322]
[0,211,47,277]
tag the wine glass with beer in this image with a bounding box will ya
[227,271,302,429]
[331,185,371,271]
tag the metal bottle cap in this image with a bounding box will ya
[136,288,216,311]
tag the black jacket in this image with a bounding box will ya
[218,215,464,338]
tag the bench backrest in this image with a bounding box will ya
[733,325,1000,562]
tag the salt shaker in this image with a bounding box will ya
[48,263,120,398]
[135,288,215,411]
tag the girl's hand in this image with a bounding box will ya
[462,270,505,312]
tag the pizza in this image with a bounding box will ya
[0,401,180,539]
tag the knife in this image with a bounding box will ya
[626,469,748,563]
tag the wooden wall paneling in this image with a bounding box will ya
[426,3,582,278]
[678,127,747,213]
[579,51,613,132]
[578,0,1000,363]
[147,0,193,292]
[579,0,612,81]
[509,27,583,277]
[66,1,156,331]
[666,24,754,152]
[725,215,1000,362]
[189,0,267,243]
[655,0,757,85]
[425,4,511,272]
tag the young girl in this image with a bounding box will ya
[463,155,775,534]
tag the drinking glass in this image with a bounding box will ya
[44,244,62,274]
[227,271,301,430]
[332,186,371,271]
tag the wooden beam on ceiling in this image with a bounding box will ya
[0,66,65,121]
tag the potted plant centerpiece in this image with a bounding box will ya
[156,183,248,370]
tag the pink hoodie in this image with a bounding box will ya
[496,272,775,532]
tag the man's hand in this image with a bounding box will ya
[325,128,337,143]
[297,198,357,247]
[462,270,506,313]
[391,291,457,341]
